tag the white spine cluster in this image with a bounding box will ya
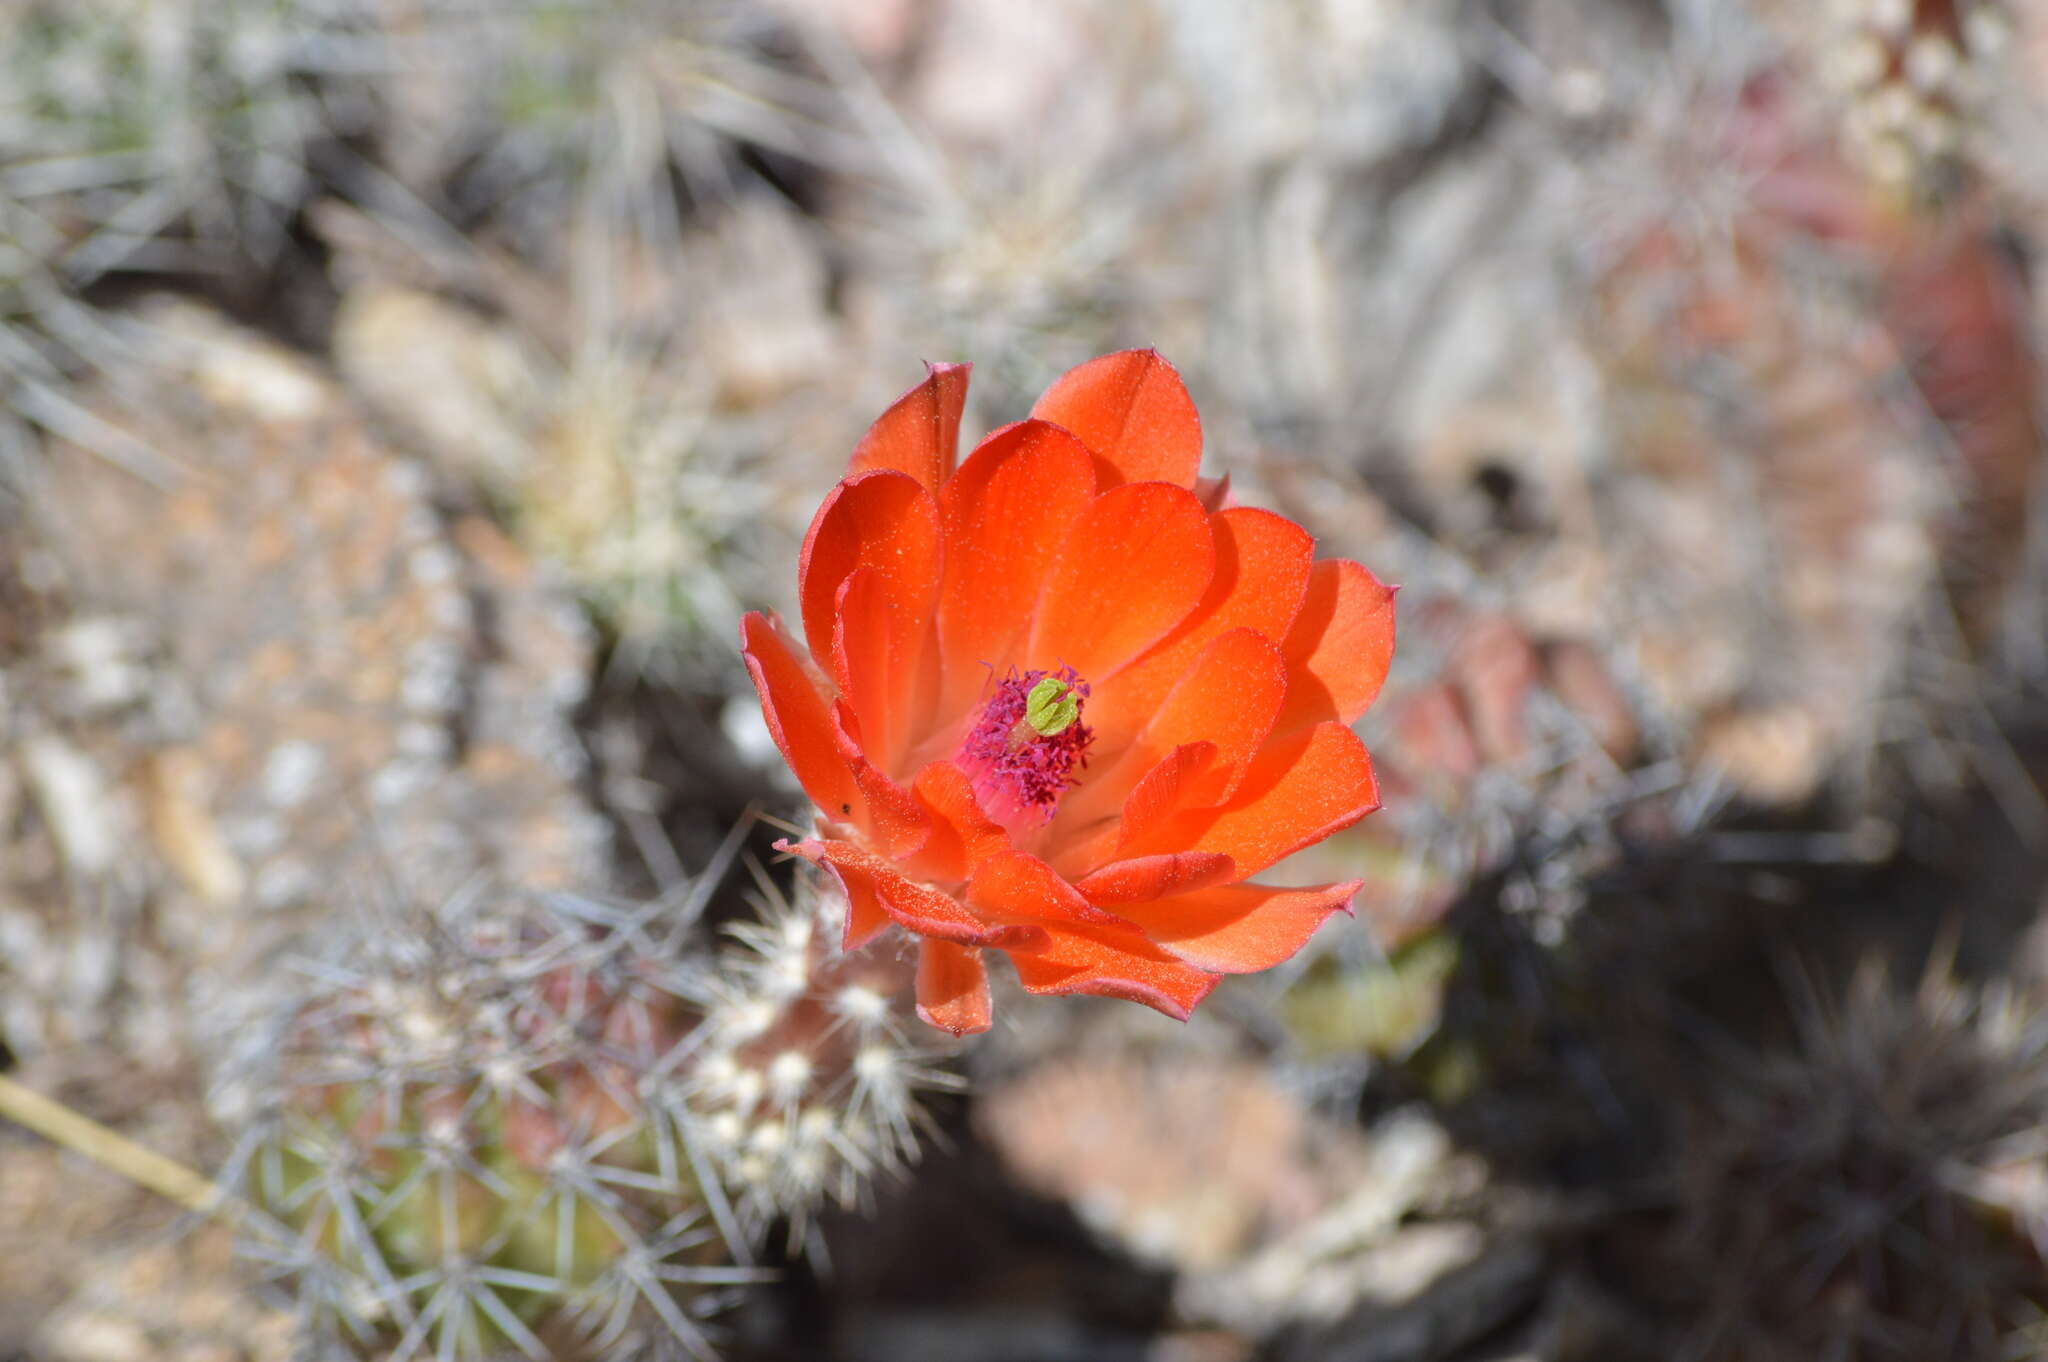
[685,874,960,1246]
[1825,0,2010,189]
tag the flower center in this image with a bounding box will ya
[957,666,1094,828]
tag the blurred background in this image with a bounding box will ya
[5,0,2048,1359]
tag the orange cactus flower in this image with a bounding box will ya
[742,351,1394,1035]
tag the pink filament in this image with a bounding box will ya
[956,666,1094,826]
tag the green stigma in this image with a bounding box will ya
[1023,676,1081,737]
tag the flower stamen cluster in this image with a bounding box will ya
[957,667,1094,829]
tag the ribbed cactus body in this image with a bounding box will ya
[226,874,952,1358]
[231,893,746,1361]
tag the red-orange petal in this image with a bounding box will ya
[900,760,1011,884]
[798,466,942,675]
[817,848,892,951]
[1084,740,1218,874]
[1026,482,1214,680]
[1029,349,1202,489]
[740,612,861,822]
[916,938,991,1036]
[1004,922,1222,1021]
[804,473,944,770]
[966,849,1135,931]
[1058,628,1288,831]
[935,420,1098,716]
[1111,879,1360,974]
[838,715,935,859]
[793,839,1045,950]
[1125,721,1380,878]
[846,361,971,494]
[1087,507,1314,759]
[1073,851,1237,906]
[1275,559,1397,734]
[832,569,902,770]
[1141,629,1289,779]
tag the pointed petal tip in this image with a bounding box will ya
[1121,877,1363,974]
[1275,563,1398,733]
[1031,349,1203,489]
[916,938,993,1035]
[916,1002,992,1037]
[1013,967,1221,1022]
[1154,971,1223,1022]
[848,364,973,492]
